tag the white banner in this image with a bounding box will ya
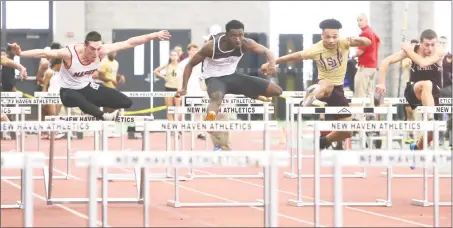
[1,121,107,132]
[168,106,274,114]
[75,151,290,168]
[0,106,31,115]
[146,121,279,131]
[315,121,447,131]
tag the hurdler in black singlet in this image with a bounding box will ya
[403,44,443,112]
[409,44,442,98]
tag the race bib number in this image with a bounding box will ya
[90,82,100,90]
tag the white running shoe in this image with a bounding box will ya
[103,110,120,121]
[301,84,319,107]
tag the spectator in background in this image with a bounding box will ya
[439,36,452,148]
[352,13,380,120]
[346,52,358,92]
[154,50,181,131]
[177,43,207,140]
[173,45,186,61]
[1,46,19,93]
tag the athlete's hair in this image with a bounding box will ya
[50,42,61,50]
[84,31,102,44]
[420,29,437,42]
[410,39,419,44]
[319,19,343,30]
[439,36,447,40]
[226,20,244,32]
[187,43,198,51]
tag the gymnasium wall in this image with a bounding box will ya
[54,1,270,46]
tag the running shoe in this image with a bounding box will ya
[409,142,417,170]
[213,146,222,152]
[301,84,319,107]
[205,111,216,121]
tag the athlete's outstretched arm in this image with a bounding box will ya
[402,43,446,68]
[176,42,213,97]
[0,56,27,80]
[243,39,276,68]
[376,50,407,92]
[103,30,171,54]
[8,43,71,62]
[347,37,371,47]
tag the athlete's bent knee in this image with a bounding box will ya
[209,91,223,106]
[267,82,283,97]
[120,97,133,109]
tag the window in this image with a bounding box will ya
[6,1,49,29]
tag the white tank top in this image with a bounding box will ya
[201,33,243,79]
[58,44,100,89]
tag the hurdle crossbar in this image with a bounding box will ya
[1,152,46,227]
[75,150,288,227]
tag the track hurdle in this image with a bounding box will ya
[135,120,279,208]
[380,98,452,179]
[287,107,398,208]
[282,91,364,179]
[285,105,396,179]
[1,152,46,227]
[75,150,288,227]
[321,150,451,227]
[1,91,24,147]
[306,120,448,216]
[181,95,273,179]
[410,105,452,207]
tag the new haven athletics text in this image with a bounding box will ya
[187,106,258,114]
[201,98,259,104]
[1,122,91,132]
[331,122,422,130]
[161,122,253,131]
[1,98,60,105]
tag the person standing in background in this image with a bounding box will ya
[173,45,186,61]
[352,13,380,120]
[177,43,207,140]
[95,51,125,137]
[438,36,452,148]
[154,50,181,134]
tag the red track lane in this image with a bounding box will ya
[1,132,452,227]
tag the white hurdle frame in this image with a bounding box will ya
[1,152,46,227]
[381,98,452,179]
[1,106,31,183]
[2,92,72,181]
[410,105,452,207]
[284,98,382,180]
[75,150,288,227]
[322,149,450,227]
[181,95,273,179]
[282,91,374,179]
[1,92,24,152]
[136,120,280,208]
[310,121,448,226]
[287,107,398,208]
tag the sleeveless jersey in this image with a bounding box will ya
[201,33,244,79]
[410,44,442,97]
[58,44,100,90]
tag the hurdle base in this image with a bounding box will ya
[282,172,366,179]
[47,198,141,205]
[166,200,264,208]
[1,202,23,209]
[1,175,69,180]
[185,172,263,179]
[411,199,453,207]
[287,199,390,207]
[380,171,452,178]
